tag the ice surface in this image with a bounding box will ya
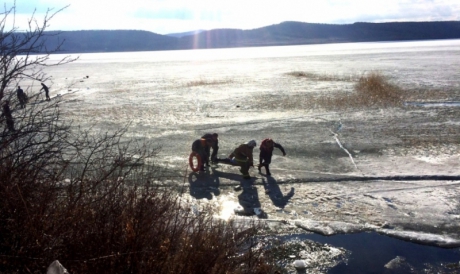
[27,39,460,247]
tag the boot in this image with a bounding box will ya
[257,164,262,173]
[265,165,271,176]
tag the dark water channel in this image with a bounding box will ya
[288,232,460,273]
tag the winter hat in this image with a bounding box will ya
[246,140,256,147]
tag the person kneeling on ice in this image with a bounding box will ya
[258,138,286,176]
[191,137,213,171]
[228,140,256,179]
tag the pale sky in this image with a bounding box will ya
[6,0,460,34]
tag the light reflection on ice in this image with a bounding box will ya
[214,199,239,221]
[414,156,449,164]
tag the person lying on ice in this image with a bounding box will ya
[258,138,286,176]
[228,140,257,179]
[201,133,219,164]
[191,137,213,171]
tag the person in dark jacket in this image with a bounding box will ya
[228,140,256,179]
[1,100,15,132]
[191,137,213,171]
[40,83,50,101]
[201,133,219,163]
[258,138,286,176]
[16,86,27,108]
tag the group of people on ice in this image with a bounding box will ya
[191,133,286,179]
[1,83,51,132]
[16,83,50,109]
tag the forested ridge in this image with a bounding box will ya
[39,21,460,53]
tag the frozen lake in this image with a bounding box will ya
[40,39,460,134]
[47,39,460,92]
[40,39,460,171]
[30,39,460,272]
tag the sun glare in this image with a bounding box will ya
[215,198,239,221]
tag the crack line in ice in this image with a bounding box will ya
[273,168,358,177]
[329,129,359,172]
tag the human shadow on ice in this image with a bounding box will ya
[188,169,221,200]
[234,180,268,219]
[187,165,248,200]
[188,167,268,218]
[212,167,268,218]
[261,177,295,209]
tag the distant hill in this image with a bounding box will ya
[165,30,205,38]
[176,21,460,49]
[41,21,460,53]
[42,30,177,53]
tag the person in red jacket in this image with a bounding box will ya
[258,138,286,176]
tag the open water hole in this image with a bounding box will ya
[285,232,460,273]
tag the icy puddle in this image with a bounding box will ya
[284,232,460,273]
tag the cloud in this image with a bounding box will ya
[8,0,460,34]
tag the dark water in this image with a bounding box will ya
[293,232,460,273]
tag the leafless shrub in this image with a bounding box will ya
[0,95,280,272]
[1,165,282,273]
[311,72,404,109]
[309,72,400,109]
[252,72,404,111]
[185,79,233,87]
[285,71,355,82]
[353,72,402,106]
[0,4,280,273]
[0,80,282,274]
[0,5,77,101]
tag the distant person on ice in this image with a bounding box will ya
[191,137,213,171]
[228,140,256,179]
[40,83,50,101]
[1,100,15,132]
[201,133,219,163]
[258,138,286,176]
[16,86,27,108]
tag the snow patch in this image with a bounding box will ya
[376,228,460,248]
[294,220,375,235]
